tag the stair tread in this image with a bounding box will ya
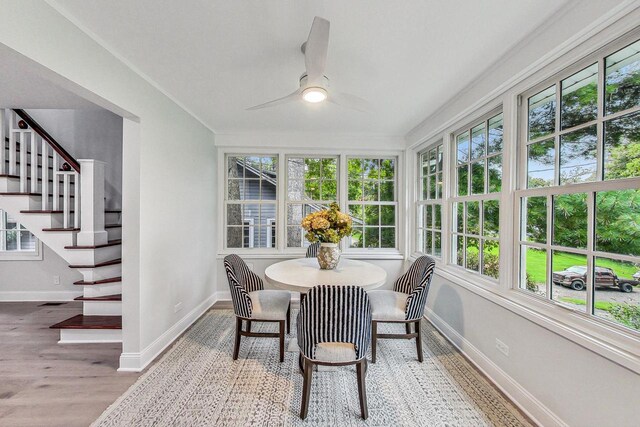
[50,314,122,330]
[65,239,122,250]
[74,276,122,285]
[74,294,121,302]
[42,227,80,232]
[0,174,20,179]
[105,210,122,213]
[21,210,75,214]
[105,224,121,228]
[0,192,41,196]
[69,258,121,269]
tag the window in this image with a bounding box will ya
[451,113,503,279]
[0,209,39,260]
[347,157,397,249]
[417,142,443,257]
[225,155,277,249]
[518,39,640,333]
[286,157,338,248]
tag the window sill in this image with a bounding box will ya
[433,265,640,375]
[0,243,43,261]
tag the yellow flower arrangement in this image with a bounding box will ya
[301,202,353,244]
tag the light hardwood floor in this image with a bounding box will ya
[0,302,139,427]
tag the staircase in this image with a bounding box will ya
[0,109,122,343]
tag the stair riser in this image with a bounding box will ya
[83,284,122,297]
[0,177,19,192]
[0,194,42,210]
[83,301,122,316]
[65,245,122,265]
[107,227,122,240]
[58,328,122,344]
[105,212,121,224]
[78,264,122,282]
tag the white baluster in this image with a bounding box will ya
[41,140,49,210]
[19,130,27,192]
[52,152,59,210]
[0,109,5,174]
[30,132,38,193]
[8,112,17,175]
[74,172,80,228]
[63,172,70,228]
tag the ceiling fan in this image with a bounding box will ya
[247,16,370,112]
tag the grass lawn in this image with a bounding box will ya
[524,248,639,285]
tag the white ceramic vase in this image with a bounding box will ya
[317,242,340,270]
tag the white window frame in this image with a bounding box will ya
[416,141,444,258]
[0,209,43,261]
[218,147,403,259]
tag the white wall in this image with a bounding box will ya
[0,245,82,301]
[408,2,640,426]
[25,108,123,209]
[0,0,217,371]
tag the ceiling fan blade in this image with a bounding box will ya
[246,89,302,110]
[329,92,372,113]
[304,16,330,84]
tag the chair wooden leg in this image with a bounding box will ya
[405,322,412,334]
[279,320,285,363]
[415,319,423,363]
[286,302,291,335]
[233,317,242,360]
[371,321,378,363]
[246,320,252,333]
[300,359,313,419]
[356,359,369,420]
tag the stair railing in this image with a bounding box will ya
[1,109,107,245]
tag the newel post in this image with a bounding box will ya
[77,159,109,246]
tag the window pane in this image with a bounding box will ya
[363,182,379,201]
[350,228,363,248]
[428,149,437,174]
[605,39,640,115]
[227,227,244,248]
[434,204,441,230]
[457,132,470,164]
[364,159,379,179]
[488,113,503,154]
[380,158,395,179]
[380,181,394,202]
[483,200,499,238]
[456,202,464,233]
[594,257,640,332]
[287,226,302,248]
[227,179,243,200]
[365,205,380,226]
[365,227,380,248]
[560,63,598,130]
[349,181,363,201]
[456,235,464,266]
[471,161,485,194]
[381,228,395,248]
[528,86,556,140]
[425,204,433,229]
[227,204,243,226]
[487,155,502,193]
[429,176,436,199]
[471,123,486,160]
[551,250,587,311]
[320,179,337,200]
[321,158,337,179]
[348,158,363,179]
[604,111,640,180]
[287,158,305,179]
[349,204,363,222]
[421,177,429,200]
[595,189,640,257]
[304,180,320,200]
[559,125,597,184]
[260,180,276,200]
[436,172,443,199]
[466,237,480,271]
[381,205,395,226]
[467,201,480,235]
[521,246,547,297]
[457,165,468,196]
[437,147,443,172]
[425,229,433,254]
[421,153,429,177]
[434,232,442,257]
[483,240,499,279]
[527,138,555,188]
[553,193,588,249]
[523,196,547,244]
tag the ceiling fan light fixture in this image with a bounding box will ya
[302,87,327,103]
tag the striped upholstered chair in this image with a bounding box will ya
[305,242,320,258]
[367,256,435,363]
[297,285,372,420]
[224,254,291,362]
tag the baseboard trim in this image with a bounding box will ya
[118,293,217,372]
[0,291,81,301]
[424,307,567,427]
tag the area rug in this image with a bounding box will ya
[93,309,533,427]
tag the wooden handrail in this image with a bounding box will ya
[12,109,80,172]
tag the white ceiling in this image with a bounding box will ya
[52,0,571,136]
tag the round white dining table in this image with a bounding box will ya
[264,257,387,293]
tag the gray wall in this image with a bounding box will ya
[25,108,123,209]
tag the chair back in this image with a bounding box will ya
[297,285,372,361]
[305,242,320,258]
[223,254,264,318]
[393,256,436,320]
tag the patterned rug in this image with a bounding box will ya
[93,309,533,427]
